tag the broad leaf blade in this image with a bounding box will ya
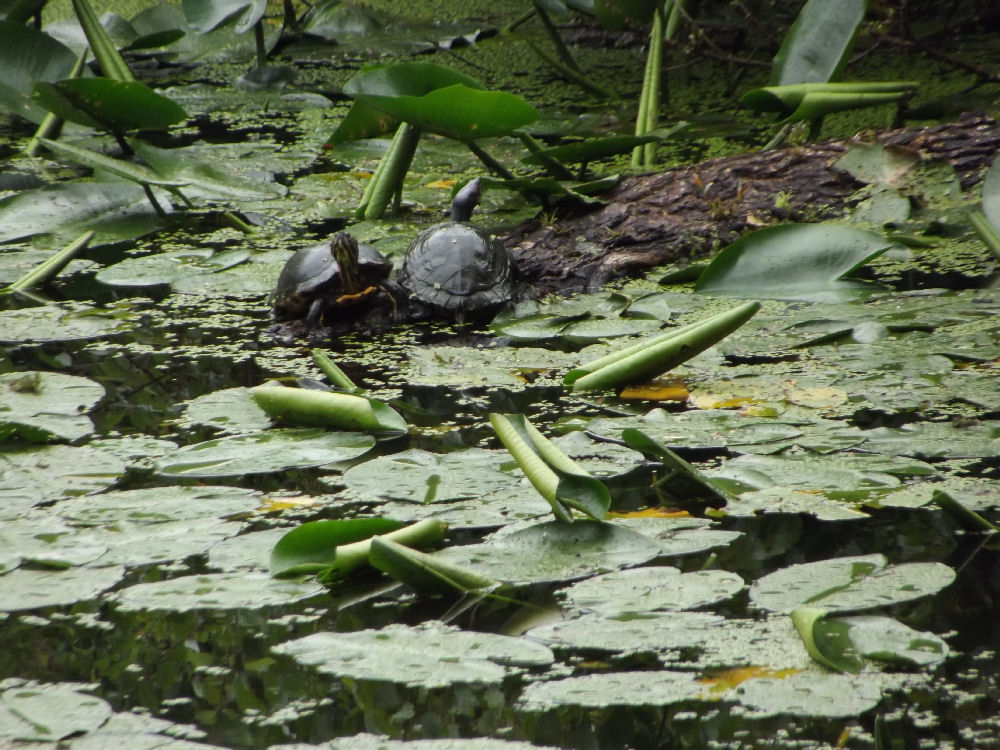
[694,223,896,301]
[769,0,866,85]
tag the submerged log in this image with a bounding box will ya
[507,112,1000,293]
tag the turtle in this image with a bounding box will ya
[397,178,515,319]
[271,231,392,330]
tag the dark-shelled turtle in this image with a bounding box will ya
[271,232,392,330]
[397,178,515,319]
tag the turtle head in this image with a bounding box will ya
[449,177,482,222]
[330,232,361,294]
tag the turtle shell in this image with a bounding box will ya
[272,237,391,320]
[397,221,514,315]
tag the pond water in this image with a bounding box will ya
[2,2,1000,749]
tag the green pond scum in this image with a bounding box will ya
[1,0,1000,748]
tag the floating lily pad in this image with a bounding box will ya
[518,669,706,711]
[528,611,724,654]
[0,371,104,442]
[155,428,375,479]
[611,517,743,557]
[0,518,106,570]
[0,303,131,344]
[560,566,745,615]
[90,518,241,567]
[275,735,557,750]
[96,248,249,289]
[341,448,515,504]
[0,443,125,518]
[721,486,870,520]
[858,422,1000,459]
[837,614,949,667]
[0,182,167,244]
[734,670,885,718]
[274,622,553,688]
[111,572,326,612]
[54,485,260,526]
[0,683,112,741]
[435,521,664,586]
[0,565,125,612]
[750,554,956,614]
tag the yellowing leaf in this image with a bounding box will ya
[699,666,801,692]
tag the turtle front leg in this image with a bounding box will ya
[305,295,330,330]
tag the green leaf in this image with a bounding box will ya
[33,78,187,132]
[621,428,734,508]
[154,428,375,479]
[565,301,760,391]
[838,614,949,667]
[38,138,187,189]
[357,84,538,141]
[250,386,407,433]
[522,135,660,165]
[369,536,497,593]
[0,371,103,443]
[182,0,266,34]
[741,82,918,119]
[269,518,406,576]
[791,607,864,673]
[981,154,1000,232]
[751,554,956,614]
[344,61,484,98]
[71,0,135,82]
[112,572,325,612]
[769,0,865,85]
[694,223,897,301]
[0,20,77,124]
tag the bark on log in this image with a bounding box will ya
[507,112,1000,294]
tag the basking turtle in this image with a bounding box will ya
[397,178,515,319]
[271,232,392,330]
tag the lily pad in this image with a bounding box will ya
[341,448,515,504]
[111,572,326,612]
[435,520,664,586]
[96,248,249,289]
[177,387,272,435]
[733,670,884,718]
[0,182,167,244]
[518,669,706,711]
[837,614,949,667]
[857,422,1000,459]
[750,554,956,613]
[560,566,745,615]
[0,565,125,612]
[33,78,188,131]
[0,371,104,442]
[274,622,553,688]
[155,428,375,479]
[528,610,724,654]
[0,684,112,741]
[694,223,896,301]
[0,304,131,344]
[0,443,125,518]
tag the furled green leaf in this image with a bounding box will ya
[791,607,863,673]
[270,518,406,576]
[369,536,497,593]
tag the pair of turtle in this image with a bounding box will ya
[272,179,515,331]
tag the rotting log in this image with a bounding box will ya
[507,112,1000,293]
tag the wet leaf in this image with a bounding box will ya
[0,565,125,612]
[274,622,553,688]
[0,443,125,518]
[342,448,515,504]
[982,154,1000,231]
[519,669,706,710]
[0,684,112,741]
[0,20,78,124]
[269,517,406,576]
[154,428,375,479]
[33,78,187,131]
[111,572,325,612]
[769,0,865,85]
[732,670,884,717]
[750,554,956,613]
[695,223,896,301]
[251,386,407,433]
[858,422,1000,459]
[0,182,167,243]
[436,520,663,586]
[790,607,864,673]
[0,371,104,442]
[560,566,745,615]
[528,611,724,654]
[96,248,249,289]
[838,614,949,667]
[369,536,497,593]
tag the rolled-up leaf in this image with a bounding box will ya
[370,536,496,594]
[251,385,406,432]
[791,607,863,674]
[565,300,760,392]
[490,412,565,519]
[311,349,360,391]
